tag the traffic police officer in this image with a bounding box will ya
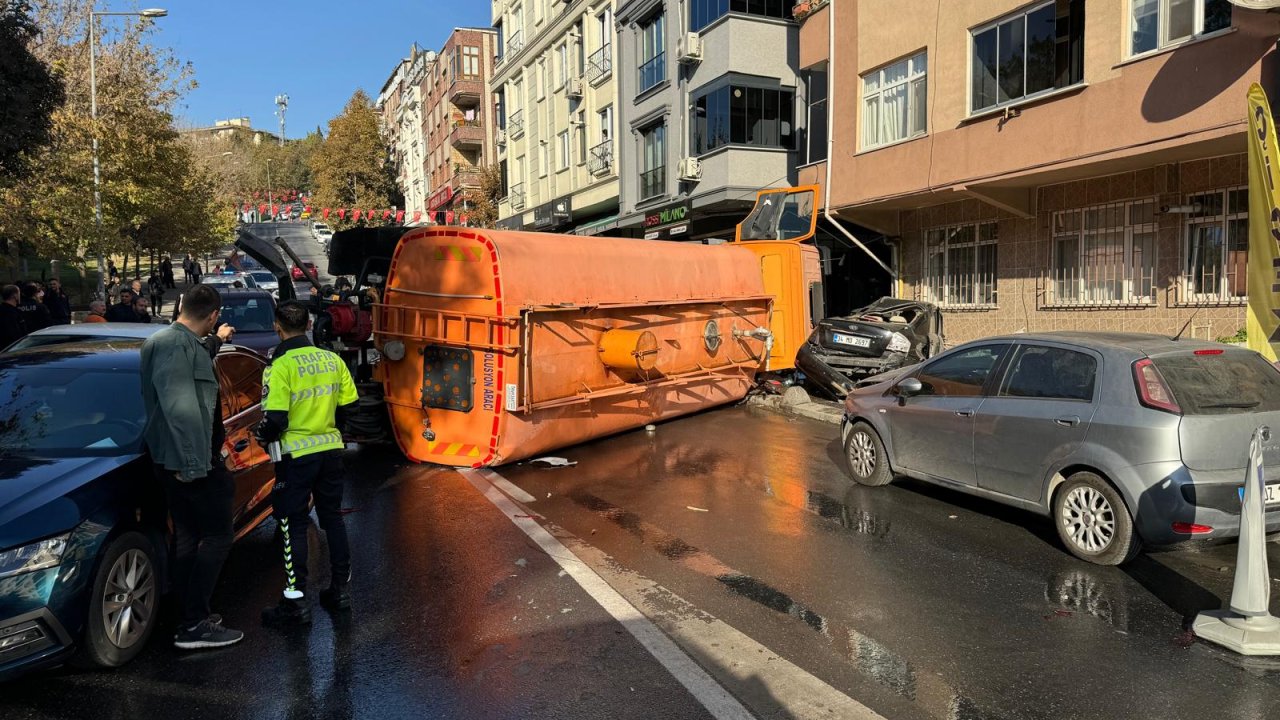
[257,300,358,626]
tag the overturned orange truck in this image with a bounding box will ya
[369,186,824,467]
[233,187,820,467]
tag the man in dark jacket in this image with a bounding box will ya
[105,288,139,322]
[43,278,72,325]
[161,257,175,288]
[17,283,51,333]
[0,284,25,348]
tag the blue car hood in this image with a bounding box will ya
[0,454,141,550]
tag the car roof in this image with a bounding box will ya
[218,288,274,298]
[24,322,165,339]
[980,331,1228,356]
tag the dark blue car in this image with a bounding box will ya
[0,340,275,679]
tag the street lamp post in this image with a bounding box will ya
[89,6,167,299]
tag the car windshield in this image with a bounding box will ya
[7,334,136,352]
[250,272,275,284]
[1153,351,1280,415]
[221,298,274,332]
[0,365,145,457]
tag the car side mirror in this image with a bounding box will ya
[895,378,923,397]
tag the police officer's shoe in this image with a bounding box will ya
[319,583,351,611]
[261,596,312,627]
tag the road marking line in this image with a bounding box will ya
[459,468,755,720]
[479,468,537,503]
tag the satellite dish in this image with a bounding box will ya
[1229,0,1280,9]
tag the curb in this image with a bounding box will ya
[746,389,844,426]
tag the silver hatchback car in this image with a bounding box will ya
[840,332,1280,565]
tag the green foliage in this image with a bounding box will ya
[1216,328,1248,344]
[0,0,65,180]
[308,90,402,231]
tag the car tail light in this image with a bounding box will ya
[1133,358,1181,414]
[1171,522,1213,534]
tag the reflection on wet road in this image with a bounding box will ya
[496,406,1280,720]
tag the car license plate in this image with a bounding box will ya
[833,333,871,348]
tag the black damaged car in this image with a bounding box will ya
[796,297,944,399]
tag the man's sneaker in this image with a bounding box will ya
[319,583,351,611]
[174,618,244,650]
[261,597,312,627]
[173,614,222,641]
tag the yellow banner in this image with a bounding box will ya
[1246,83,1280,361]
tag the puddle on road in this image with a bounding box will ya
[568,489,1005,720]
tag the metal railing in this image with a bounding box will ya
[507,30,524,57]
[1040,264,1157,308]
[509,182,526,211]
[1172,266,1248,307]
[638,52,665,94]
[587,140,613,176]
[639,166,665,200]
[508,109,524,138]
[588,44,612,84]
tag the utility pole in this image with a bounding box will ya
[275,94,289,146]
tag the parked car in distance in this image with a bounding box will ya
[0,340,275,680]
[247,271,279,295]
[291,262,318,281]
[312,222,331,240]
[201,272,258,291]
[798,298,944,399]
[3,323,162,353]
[840,332,1280,565]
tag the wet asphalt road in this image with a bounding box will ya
[3,406,1280,719]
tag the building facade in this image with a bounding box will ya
[180,117,279,146]
[420,28,500,224]
[801,0,1280,345]
[377,45,435,221]
[492,0,621,234]
[613,0,803,241]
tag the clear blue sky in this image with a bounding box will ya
[153,0,491,137]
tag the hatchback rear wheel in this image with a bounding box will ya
[844,421,893,487]
[1053,472,1141,566]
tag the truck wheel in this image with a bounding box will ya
[845,421,893,487]
[77,532,160,668]
[1053,473,1142,566]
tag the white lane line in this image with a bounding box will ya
[479,468,537,503]
[458,468,755,720]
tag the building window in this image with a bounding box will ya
[639,122,666,200]
[539,141,548,177]
[1131,0,1232,56]
[801,65,828,164]
[1182,187,1247,303]
[577,20,587,76]
[536,60,546,100]
[556,44,568,89]
[577,123,587,164]
[558,130,570,170]
[862,52,926,150]
[972,0,1085,114]
[692,84,794,155]
[638,14,665,94]
[924,222,998,308]
[1050,199,1157,306]
[690,0,790,32]
[596,8,612,50]
[463,46,480,78]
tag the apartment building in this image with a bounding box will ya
[492,0,621,235]
[413,28,501,224]
[800,0,1280,345]
[613,0,803,241]
[376,45,434,219]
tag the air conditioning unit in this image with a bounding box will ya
[566,77,584,98]
[678,32,703,63]
[678,157,702,181]
[497,128,507,144]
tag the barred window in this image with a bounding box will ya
[1050,199,1156,306]
[1183,187,1247,303]
[924,222,998,308]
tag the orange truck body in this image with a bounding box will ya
[376,227,775,467]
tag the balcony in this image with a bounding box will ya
[449,77,484,107]
[508,110,524,139]
[510,182,526,211]
[639,166,665,200]
[638,53,665,94]
[587,140,613,177]
[449,118,484,149]
[587,44,612,86]
[507,30,524,59]
[452,165,483,192]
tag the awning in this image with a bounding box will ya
[572,214,620,236]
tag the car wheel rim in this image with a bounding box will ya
[102,549,156,649]
[1061,486,1116,554]
[849,431,876,478]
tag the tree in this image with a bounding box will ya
[309,90,402,230]
[467,164,503,229]
[0,0,64,181]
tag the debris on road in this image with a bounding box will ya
[530,456,577,467]
[514,558,528,568]
[686,506,710,513]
